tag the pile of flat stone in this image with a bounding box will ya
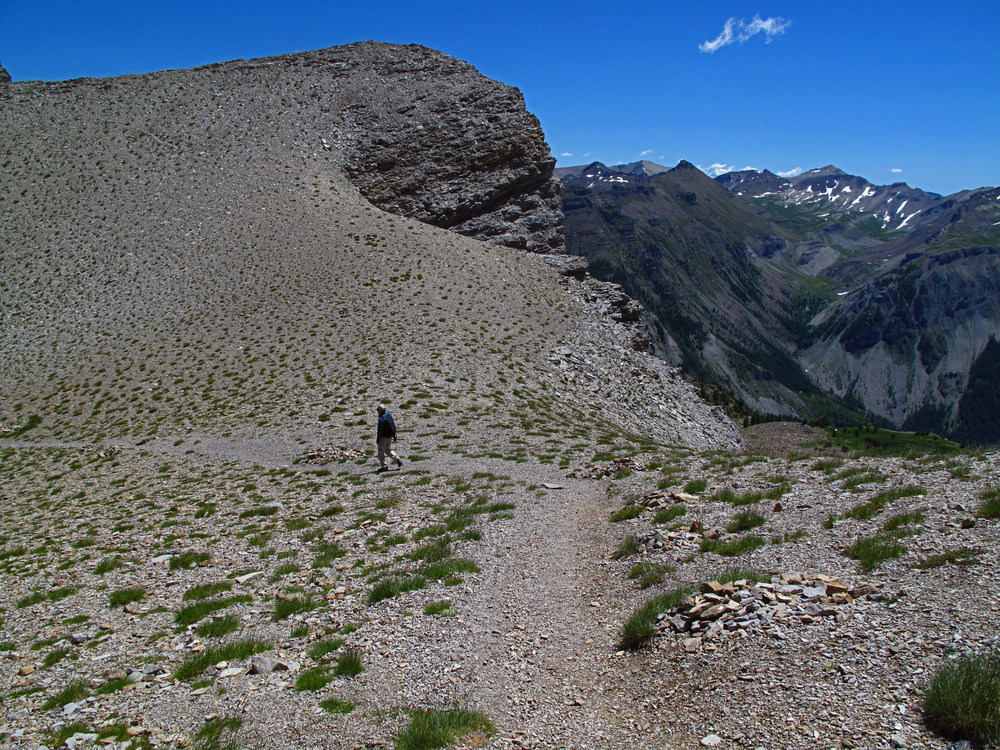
[566,457,648,479]
[639,489,699,507]
[658,573,881,652]
[81,444,124,457]
[302,445,365,464]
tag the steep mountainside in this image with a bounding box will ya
[561,161,1000,441]
[561,161,848,420]
[0,43,728,452]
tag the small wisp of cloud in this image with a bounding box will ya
[640,149,654,157]
[778,167,803,178]
[699,163,760,177]
[700,15,791,53]
[890,167,903,173]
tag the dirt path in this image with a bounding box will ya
[432,466,658,749]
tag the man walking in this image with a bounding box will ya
[376,404,402,472]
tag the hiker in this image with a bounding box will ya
[375,404,402,472]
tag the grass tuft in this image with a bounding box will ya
[626,562,673,589]
[924,651,1000,745]
[653,505,686,524]
[610,505,643,522]
[320,696,355,714]
[308,637,344,660]
[610,535,641,560]
[726,510,765,533]
[334,648,364,676]
[394,708,494,750]
[844,534,907,571]
[978,486,1000,519]
[109,587,146,608]
[619,586,696,650]
[295,666,332,691]
[700,535,766,557]
[174,639,271,681]
[368,575,427,604]
[42,680,90,710]
[913,548,980,570]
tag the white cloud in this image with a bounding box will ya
[700,163,736,177]
[890,167,903,173]
[700,15,791,53]
[699,163,761,177]
[777,167,803,178]
[560,152,573,157]
[640,149,654,157]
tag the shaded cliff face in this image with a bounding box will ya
[334,45,564,252]
[0,42,562,253]
[803,245,1000,434]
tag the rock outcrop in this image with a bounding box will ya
[0,63,11,84]
[334,44,564,252]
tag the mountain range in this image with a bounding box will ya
[559,160,1000,443]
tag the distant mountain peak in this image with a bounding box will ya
[804,165,849,177]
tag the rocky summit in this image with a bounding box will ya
[1,44,999,750]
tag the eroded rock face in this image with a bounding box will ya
[333,43,564,252]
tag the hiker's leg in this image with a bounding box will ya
[377,437,391,468]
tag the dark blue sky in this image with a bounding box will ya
[2,0,997,195]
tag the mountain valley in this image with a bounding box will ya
[560,161,1000,444]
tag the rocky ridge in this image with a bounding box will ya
[0,42,562,254]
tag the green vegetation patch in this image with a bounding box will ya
[700,535,766,557]
[653,505,686,524]
[42,680,90,710]
[913,548,980,570]
[174,639,271,681]
[727,510,765,533]
[394,708,494,750]
[295,666,332,691]
[195,616,241,639]
[923,651,1000,745]
[320,696,355,714]
[368,574,427,604]
[169,551,212,570]
[842,485,925,521]
[844,534,907,571]
[195,716,243,750]
[176,595,251,626]
[334,648,364,676]
[109,587,146,608]
[619,585,697,650]
[308,637,344,660]
[823,425,964,457]
[979,486,1000,519]
[274,595,318,620]
[183,582,233,601]
[627,562,673,589]
[610,504,643,522]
